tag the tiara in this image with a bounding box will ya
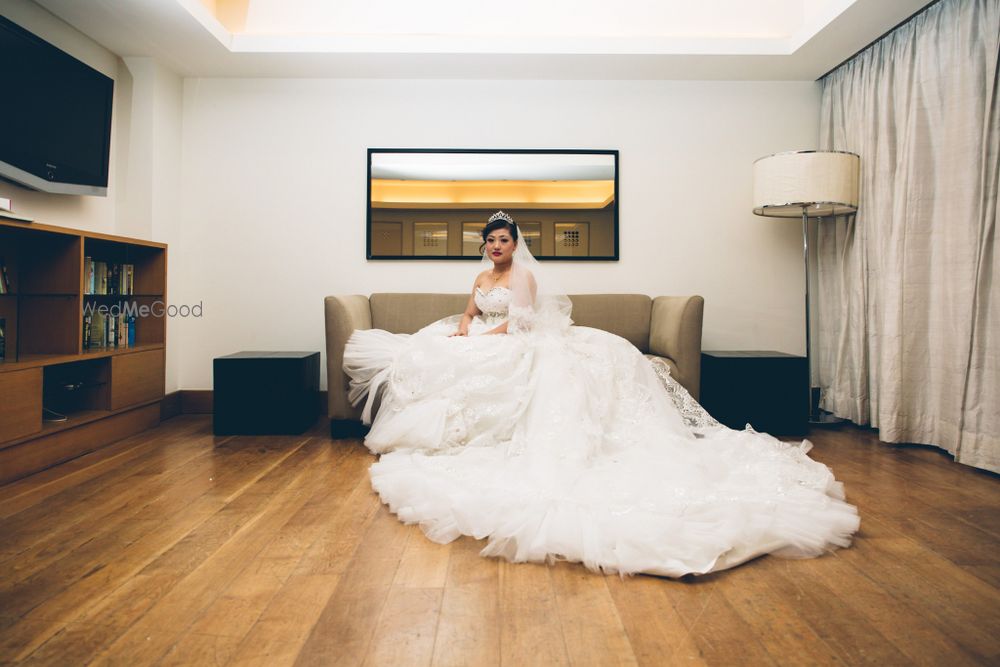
[489,210,514,225]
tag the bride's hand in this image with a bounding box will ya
[449,327,469,337]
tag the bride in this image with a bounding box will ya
[343,211,860,577]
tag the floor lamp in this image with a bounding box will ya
[752,150,860,425]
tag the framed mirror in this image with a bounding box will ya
[367,149,619,260]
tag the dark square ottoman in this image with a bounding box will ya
[700,350,808,436]
[213,351,320,435]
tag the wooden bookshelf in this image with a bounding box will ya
[0,219,167,484]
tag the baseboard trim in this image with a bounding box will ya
[181,390,213,414]
[160,391,182,420]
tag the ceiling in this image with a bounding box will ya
[29,0,932,79]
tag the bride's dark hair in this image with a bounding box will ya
[479,213,519,254]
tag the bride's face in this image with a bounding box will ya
[485,230,516,265]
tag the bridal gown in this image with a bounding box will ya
[343,286,860,577]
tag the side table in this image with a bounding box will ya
[700,350,807,436]
[214,351,320,435]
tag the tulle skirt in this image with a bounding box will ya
[343,319,859,577]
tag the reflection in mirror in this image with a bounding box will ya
[367,150,618,260]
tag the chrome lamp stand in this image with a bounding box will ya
[752,149,860,428]
[800,207,844,426]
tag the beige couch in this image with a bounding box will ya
[324,293,704,437]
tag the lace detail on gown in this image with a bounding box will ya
[646,356,721,432]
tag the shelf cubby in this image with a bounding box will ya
[20,294,82,356]
[43,357,111,417]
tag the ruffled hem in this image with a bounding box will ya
[368,427,859,577]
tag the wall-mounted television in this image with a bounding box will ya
[0,15,114,196]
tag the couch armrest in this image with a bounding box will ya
[648,296,705,400]
[325,296,373,420]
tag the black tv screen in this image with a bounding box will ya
[0,15,114,196]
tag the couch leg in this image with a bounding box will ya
[330,419,369,440]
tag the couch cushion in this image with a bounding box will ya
[371,293,470,334]
[370,293,653,350]
[568,294,652,352]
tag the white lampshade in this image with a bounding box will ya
[753,150,859,218]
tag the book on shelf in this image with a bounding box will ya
[88,309,103,349]
[83,307,136,350]
[0,317,5,360]
[83,259,135,295]
[84,256,92,294]
[83,312,91,350]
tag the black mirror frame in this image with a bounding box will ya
[366,148,619,261]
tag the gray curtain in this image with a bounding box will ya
[817,0,999,472]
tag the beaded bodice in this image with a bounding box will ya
[475,286,511,325]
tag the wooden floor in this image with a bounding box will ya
[0,416,997,666]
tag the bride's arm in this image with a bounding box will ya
[450,280,482,337]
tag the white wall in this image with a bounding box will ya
[118,57,185,392]
[177,78,819,390]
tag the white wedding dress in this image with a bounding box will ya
[344,286,860,577]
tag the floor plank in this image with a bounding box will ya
[498,561,571,666]
[7,434,314,663]
[668,577,777,666]
[796,553,980,666]
[294,506,410,666]
[392,531,453,590]
[430,538,500,667]
[0,418,216,560]
[364,586,444,667]
[228,573,342,667]
[0,440,286,660]
[605,575,707,666]
[89,438,328,665]
[0,418,995,666]
[549,563,637,666]
[0,428,228,586]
